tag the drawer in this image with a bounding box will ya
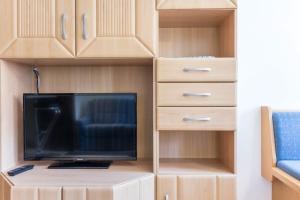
[157,176,177,200]
[157,83,236,106]
[157,58,236,82]
[157,107,236,131]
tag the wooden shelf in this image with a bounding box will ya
[4,160,153,187]
[158,158,233,175]
[159,10,236,58]
[3,58,154,66]
[159,10,235,28]
[158,131,235,174]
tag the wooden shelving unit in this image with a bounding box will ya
[156,4,237,200]
[0,0,237,199]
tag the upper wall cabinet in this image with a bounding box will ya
[157,0,236,9]
[76,0,156,58]
[0,0,75,58]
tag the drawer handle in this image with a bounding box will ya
[183,117,211,122]
[165,194,169,200]
[82,14,88,40]
[61,14,67,40]
[183,92,211,97]
[183,67,212,72]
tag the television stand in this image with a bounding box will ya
[48,161,112,169]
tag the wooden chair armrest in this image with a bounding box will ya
[273,167,300,194]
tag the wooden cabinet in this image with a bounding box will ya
[0,0,156,58]
[76,0,156,58]
[1,173,154,200]
[157,0,236,9]
[0,0,76,58]
[157,175,236,200]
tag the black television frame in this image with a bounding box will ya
[23,93,138,168]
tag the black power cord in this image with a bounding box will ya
[33,67,40,94]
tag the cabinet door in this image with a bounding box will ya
[157,176,177,200]
[114,180,140,200]
[217,176,236,200]
[63,187,86,200]
[0,0,75,58]
[140,176,155,200]
[0,175,12,200]
[178,175,216,200]
[157,0,236,9]
[76,0,155,58]
[87,187,113,200]
[38,187,62,200]
[11,187,38,200]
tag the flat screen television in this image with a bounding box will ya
[23,93,137,168]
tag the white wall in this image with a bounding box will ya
[238,0,300,199]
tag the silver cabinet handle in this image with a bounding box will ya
[165,194,169,200]
[183,117,211,122]
[183,92,211,97]
[183,67,212,72]
[82,14,88,40]
[61,14,67,40]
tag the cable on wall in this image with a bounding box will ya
[33,67,40,94]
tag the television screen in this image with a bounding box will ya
[23,93,137,161]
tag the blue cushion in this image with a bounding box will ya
[273,112,300,160]
[277,160,300,180]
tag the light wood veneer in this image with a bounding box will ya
[0,0,76,58]
[1,170,154,200]
[4,161,152,187]
[157,58,236,82]
[159,10,236,58]
[158,107,236,131]
[157,175,236,200]
[0,0,237,199]
[158,159,233,175]
[0,0,156,58]
[157,0,236,9]
[157,83,236,106]
[76,0,156,58]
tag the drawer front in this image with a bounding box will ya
[157,58,236,82]
[178,175,216,200]
[157,83,236,106]
[157,176,177,200]
[157,107,236,131]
